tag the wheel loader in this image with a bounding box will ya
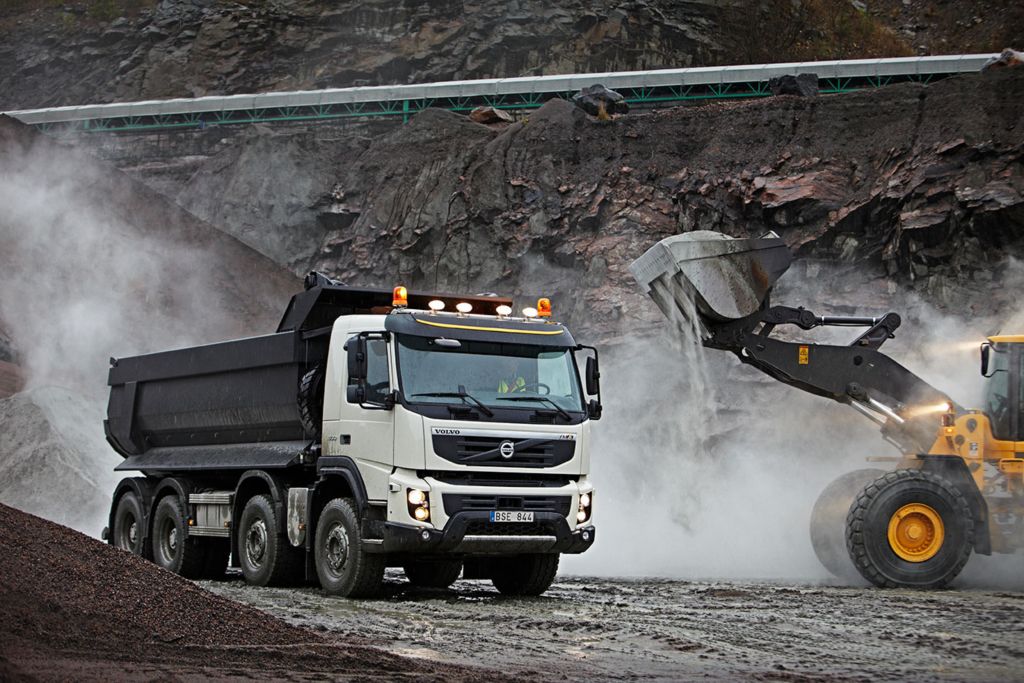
[630,231,1024,588]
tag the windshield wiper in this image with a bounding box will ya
[410,391,495,417]
[496,395,572,421]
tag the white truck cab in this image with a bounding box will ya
[104,276,599,598]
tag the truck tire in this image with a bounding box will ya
[404,560,462,588]
[314,498,385,598]
[846,469,974,588]
[491,554,559,596]
[112,491,145,556]
[809,468,885,581]
[151,495,205,578]
[238,494,304,587]
[298,365,325,437]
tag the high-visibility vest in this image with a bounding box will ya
[498,376,526,393]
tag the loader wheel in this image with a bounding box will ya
[151,495,205,579]
[314,498,386,598]
[238,494,304,587]
[846,469,973,588]
[113,491,146,557]
[491,554,559,596]
[404,559,462,588]
[809,468,885,581]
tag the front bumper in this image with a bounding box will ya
[371,511,596,555]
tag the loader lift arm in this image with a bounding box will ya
[633,232,955,453]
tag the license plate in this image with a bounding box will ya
[490,511,534,523]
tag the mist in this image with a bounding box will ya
[565,258,1024,589]
[0,124,295,536]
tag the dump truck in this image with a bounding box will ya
[631,231,1023,588]
[102,273,600,597]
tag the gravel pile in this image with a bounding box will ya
[0,503,504,681]
[0,386,119,536]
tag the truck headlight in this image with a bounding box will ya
[407,488,430,522]
[577,491,592,524]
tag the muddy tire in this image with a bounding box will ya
[404,560,462,588]
[238,494,304,587]
[810,468,885,580]
[314,498,385,598]
[113,491,146,557]
[298,365,325,438]
[151,495,205,578]
[491,554,559,596]
[846,469,973,588]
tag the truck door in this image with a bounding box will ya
[339,335,395,503]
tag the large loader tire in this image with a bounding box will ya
[809,468,885,580]
[113,491,146,557]
[491,554,559,596]
[151,495,205,578]
[846,469,974,588]
[238,494,304,587]
[404,560,463,588]
[314,498,386,598]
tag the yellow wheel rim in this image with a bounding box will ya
[887,503,944,562]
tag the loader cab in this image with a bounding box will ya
[981,336,1024,441]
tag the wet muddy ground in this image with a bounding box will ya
[204,571,1024,682]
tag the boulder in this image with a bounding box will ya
[769,73,819,97]
[469,106,515,124]
[573,84,629,120]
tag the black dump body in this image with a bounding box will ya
[104,273,512,472]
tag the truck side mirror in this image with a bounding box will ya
[346,384,365,404]
[347,336,367,382]
[588,399,602,420]
[981,343,991,377]
[585,356,600,396]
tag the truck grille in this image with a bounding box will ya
[443,494,571,517]
[432,435,575,468]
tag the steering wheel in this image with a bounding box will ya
[519,382,551,395]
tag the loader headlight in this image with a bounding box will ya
[577,491,593,524]
[407,488,430,522]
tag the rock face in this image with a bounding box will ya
[0,0,728,109]
[234,69,1019,343]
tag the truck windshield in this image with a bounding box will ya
[396,335,585,413]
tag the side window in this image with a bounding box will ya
[365,339,391,404]
[985,348,1010,440]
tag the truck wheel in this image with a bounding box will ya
[113,491,146,556]
[238,494,304,587]
[151,495,205,578]
[314,498,385,598]
[491,554,559,596]
[809,468,885,580]
[846,469,974,588]
[298,365,325,437]
[404,560,462,588]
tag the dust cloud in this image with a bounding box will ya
[0,129,291,536]
[566,259,1024,587]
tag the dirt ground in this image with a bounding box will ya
[205,570,1024,682]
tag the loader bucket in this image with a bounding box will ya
[629,230,792,335]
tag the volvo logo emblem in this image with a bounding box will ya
[499,440,515,459]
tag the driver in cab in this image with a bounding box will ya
[497,357,528,394]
